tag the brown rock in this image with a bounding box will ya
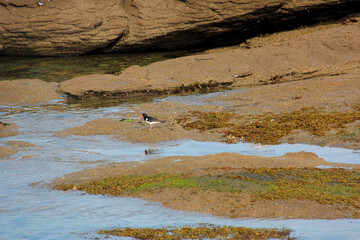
[144,188,354,219]
[59,24,360,99]
[0,0,127,56]
[51,151,360,219]
[1,0,358,56]
[0,146,18,159]
[6,140,37,148]
[0,122,18,137]
[112,0,359,53]
[211,68,360,114]
[0,141,36,159]
[0,79,60,105]
[59,57,243,99]
[53,151,360,185]
[54,110,223,143]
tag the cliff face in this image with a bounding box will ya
[0,0,358,56]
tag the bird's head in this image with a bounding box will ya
[138,113,147,119]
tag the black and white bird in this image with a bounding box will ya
[139,113,163,130]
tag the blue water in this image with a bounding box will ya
[1,99,360,240]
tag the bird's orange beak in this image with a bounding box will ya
[138,114,142,119]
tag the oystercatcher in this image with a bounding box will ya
[139,113,162,130]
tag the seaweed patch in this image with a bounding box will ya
[176,108,360,144]
[98,223,294,240]
[53,168,360,218]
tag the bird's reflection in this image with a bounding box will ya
[144,148,161,155]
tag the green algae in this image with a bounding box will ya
[241,168,360,210]
[53,168,360,217]
[98,224,294,240]
[53,174,198,197]
[0,121,10,126]
[119,118,134,122]
[176,107,360,144]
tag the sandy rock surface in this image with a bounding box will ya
[59,23,360,99]
[52,151,360,219]
[1,0,357,56]
[54,102,223,143]
[0,140,36,159]
[210,69,360,114]
[53,151,360,185]
[0,0,127,56]
[54,69,360,148]
[1,20,359,106]
[0,146,18,158]
[0,122,18,138]
[0,79,60,106]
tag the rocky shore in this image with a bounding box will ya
[1,12,360,223]
[1,17,359,104]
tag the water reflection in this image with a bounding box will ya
[0,51,198,83]
[145,148,161,155]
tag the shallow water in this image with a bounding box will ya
[154,88,245,106]
[0,51,195,82]
[1,96,360,240]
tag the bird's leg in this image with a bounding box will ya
[149,124,153,130]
